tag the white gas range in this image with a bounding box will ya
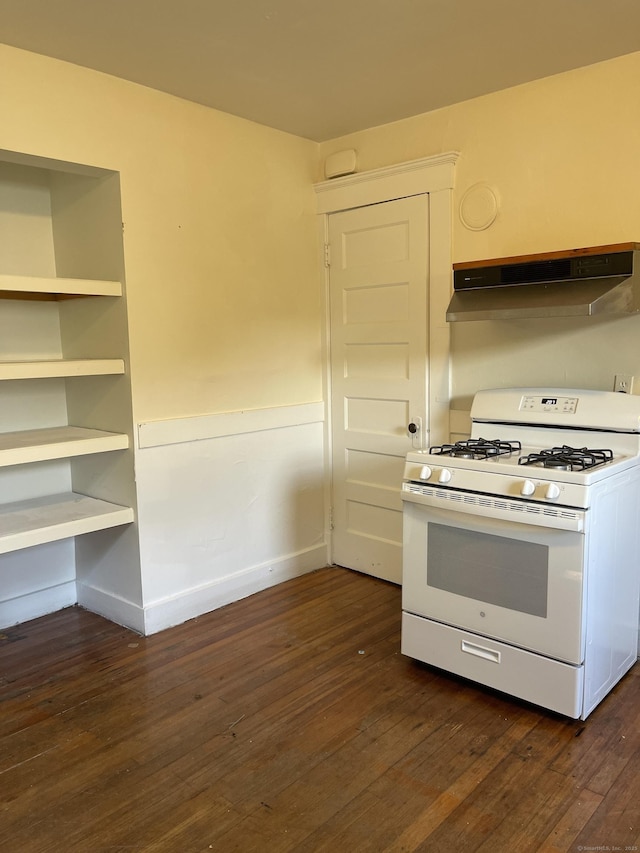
[401,387,640,719]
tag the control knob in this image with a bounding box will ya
[545,482,561,500]
[419,465,432,481]
[438,469,452,484]
[520,479,536,497]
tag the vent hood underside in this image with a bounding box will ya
[447,243,640,322]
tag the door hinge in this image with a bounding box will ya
[324,243,331,268]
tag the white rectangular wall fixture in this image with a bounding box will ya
[324,149,357,179]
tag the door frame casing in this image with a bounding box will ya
[314,152,458,564]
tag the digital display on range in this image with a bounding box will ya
[520,395,578,413]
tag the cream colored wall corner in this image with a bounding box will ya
[317,51,640,262]
[318,51,640,411]
[0,43,323,425]
[0,44,328,629]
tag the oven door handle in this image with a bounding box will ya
[401,483,585,532]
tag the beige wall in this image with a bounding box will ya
[319,52,640,409]
[318,52,640,261]
[0,43,322,423]
[5,42,640,419]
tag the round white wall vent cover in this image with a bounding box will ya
[459,183,499,231]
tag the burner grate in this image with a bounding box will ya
[429,438,522,460]
[518,445,614,471]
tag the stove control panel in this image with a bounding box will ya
[404,468,583,508]
[519,479,561,500]
[520,395,578,414]
[410,465,455,485]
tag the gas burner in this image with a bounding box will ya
[430,438,522,460]
[518,445,614,472]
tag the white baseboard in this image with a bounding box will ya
[76,583,145,635]
[142,544,328,635]
[0,580,76,629]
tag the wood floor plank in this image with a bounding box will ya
[572,742,640,850]
[537,788,604,853]
[369,714,538,852]
[1,566,639,853]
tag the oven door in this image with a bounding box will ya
[402,488,587,665]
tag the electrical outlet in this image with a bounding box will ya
[614,374,634,393]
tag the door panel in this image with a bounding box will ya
[344,283,410,324]
[345,343,409,381]
[329,195,429,583]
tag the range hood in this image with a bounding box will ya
[447,243,640,322]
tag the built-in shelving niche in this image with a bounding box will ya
[0,151,141,629]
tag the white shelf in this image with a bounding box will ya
[0,156,140,629]
[0,274,122,298]
[0,426,129,467]
[0,359,125,380]
[0,492,134,555]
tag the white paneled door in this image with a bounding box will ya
[328,195,429,583]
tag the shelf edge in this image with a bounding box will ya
[0,494,134,555]
[0,359,125,380]
[0,274,122,298]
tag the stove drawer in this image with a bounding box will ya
[402,612,584,718]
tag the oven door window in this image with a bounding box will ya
[428,523,548,618]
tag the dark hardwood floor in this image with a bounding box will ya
[1,566,639,852]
